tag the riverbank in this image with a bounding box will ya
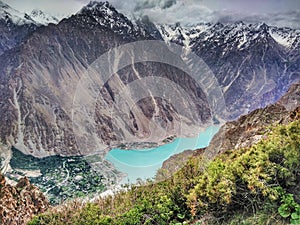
[105,125,220,184]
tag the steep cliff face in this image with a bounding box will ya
[0,174,49,225]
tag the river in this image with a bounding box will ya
[105,125,220,184]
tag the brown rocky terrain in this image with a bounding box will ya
[0,174,49,225]
[0,2,210,157]
[205,82,300,158]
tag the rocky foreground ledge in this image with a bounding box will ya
[0,174,49,225]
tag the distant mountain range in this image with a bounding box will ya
[0,1,58,25]
[0,1,59,55]
[0,1,299,157]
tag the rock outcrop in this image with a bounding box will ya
[0,174,49,225]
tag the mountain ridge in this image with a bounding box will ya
[0,0,60,56]
[0,0,59,26]
[0,0,299,158]
[0,1,210,157]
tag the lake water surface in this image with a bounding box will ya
[105,125,220,184]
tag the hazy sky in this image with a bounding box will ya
[3,0,300,28]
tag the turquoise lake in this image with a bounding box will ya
[105,125,220,184]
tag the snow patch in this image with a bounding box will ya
[30,9,59,25]
[270,30,292,48]
[0,1,35,25]
[238,33,247,49]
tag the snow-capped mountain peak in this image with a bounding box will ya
[79,1,117,16]
[158,21,300,53]
[77,1,139,37]
[0,1,60,26]
[269,26,300,49]
[0,0,35,25]
[30,9,59,25]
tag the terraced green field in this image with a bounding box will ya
[8,148,108,205]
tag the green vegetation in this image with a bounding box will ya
[9,148,106,205]
[29,119,299,224]
[277,192,300,224]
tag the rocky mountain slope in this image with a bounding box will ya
[159,22,300,118]
[0,1,210,156]
[0,174,49,225]
[205,82,300,158]
[0,1,299,157]
[158,82,300,180]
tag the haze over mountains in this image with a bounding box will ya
[0,0,299,158]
